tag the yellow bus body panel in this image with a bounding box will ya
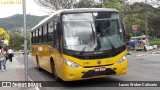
[32,44,127,81]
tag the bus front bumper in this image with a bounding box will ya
[61,59,127,81]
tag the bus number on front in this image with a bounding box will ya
[83,62,90,65]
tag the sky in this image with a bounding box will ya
[0,0,158,18]
[0,0,52,18]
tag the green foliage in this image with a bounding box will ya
[148,9,160,34]
[74,0,103,8]
[103,1,160,38]
[75,0,95,8]
[0,28,10,41]
[125,32,133,40]
[9,33,23,50]
[103,0,123,11]
[149,39,160,45]
[127,3,154,31]
[8,33,30,50]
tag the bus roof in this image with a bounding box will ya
[31,8,118,32]
[31,10,63,31]
[61,8,118,14]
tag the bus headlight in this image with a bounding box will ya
[64,60,80,68]
[117,56,126,64]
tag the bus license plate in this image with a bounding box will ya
[95,67,105,72]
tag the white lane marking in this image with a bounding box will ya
[35,86,40,90]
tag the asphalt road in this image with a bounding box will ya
[14,52,160,90]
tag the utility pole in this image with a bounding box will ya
[22,0,28,82]
[144,0,149,45]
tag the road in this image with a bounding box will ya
[14,52,160,90]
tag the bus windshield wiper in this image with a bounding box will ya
[99,29,116,51]
[80,23,95,55]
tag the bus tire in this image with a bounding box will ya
[36,55,42,71]
[51,60,62,82]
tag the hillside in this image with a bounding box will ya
[0,14,47,32]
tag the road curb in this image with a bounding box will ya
[14,56,39,90]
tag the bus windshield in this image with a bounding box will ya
[62,12,124,52]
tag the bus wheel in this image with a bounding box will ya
[36,55,42,71]
[51,61,62,82]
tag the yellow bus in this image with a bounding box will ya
[31,8,127,81]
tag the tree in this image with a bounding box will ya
[35,0,160,39]
[34,0,77,10]
[148,7,160,38]
[148,17,160,38]
[74,0,96,8]
[103,0,123,11]
[103,0,130,32]
[130,3,156,30]
[34,0,106,10]
[0,28,10,41]
[0,28,10,46]
[8,32,31,50]
[74,0,105,8]
[103,1,160,38]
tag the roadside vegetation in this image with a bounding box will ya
[149,39,160,46]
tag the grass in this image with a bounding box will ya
[149,39,160,46]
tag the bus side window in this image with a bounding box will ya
[54,25,60,52]
[53,21,57,44]
[43,24,48,42]
[53,16,59,47]
[55,22,63,53]
[32,31,35,43]
[35,30,38,43]
[41,26,44,43]
[47,23,49,42]
[48,21,54,43]
[31,32,34,43]
[37,28,40,43]
[39,27,43,43]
